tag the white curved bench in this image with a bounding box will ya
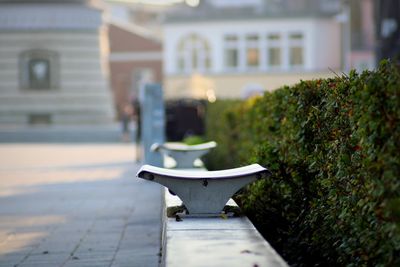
[136,163,271,215]
[150,141,217,168]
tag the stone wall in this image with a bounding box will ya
[0,2,115,125]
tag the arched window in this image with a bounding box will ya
[19,49,59,90]
[177,34,211,73]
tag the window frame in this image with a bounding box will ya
[266,33,282,69]
[223,34,240,70]
[19,49,60,90]
[176,34,211,74]
[245,34,260,69]
[288,32,305,68]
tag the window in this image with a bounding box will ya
[29,113,52,125]
[221,31,305,73]
[225,49,238,68]
[289,33,304,67]
[267,34,281,68]
[177,34,211,73]
[20,50,59,90]
[246,35,259,68]
[28,58,50,89]
[224,35,239,69]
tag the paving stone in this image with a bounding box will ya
[0,144,162,267]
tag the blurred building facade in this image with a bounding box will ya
[105,0,166,39]
[162,0,375,100]
[374,0,400,62]
[107,21,162,119]
[348,0,376,71]
[0,0,115,125]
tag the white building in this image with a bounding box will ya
[163,0,343,100]
[0,0,115,125]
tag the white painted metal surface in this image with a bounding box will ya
[136,163,271,215]
[151,141,217,168]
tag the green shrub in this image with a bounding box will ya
[203,99,243,170]
[205,61,400,266]
[182,135,206,145]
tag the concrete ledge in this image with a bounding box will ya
[161,188,288,267]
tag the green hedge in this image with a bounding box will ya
[204,61,400,267]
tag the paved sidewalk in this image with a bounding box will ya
[0,124,128,143]
[0,144,162,267]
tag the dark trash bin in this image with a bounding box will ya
[166,99,206,141]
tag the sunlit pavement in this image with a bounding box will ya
[0,124,129,143]
[0,144,162,267]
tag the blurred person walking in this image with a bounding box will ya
[132,98,142,162]
[121,104,133,142]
